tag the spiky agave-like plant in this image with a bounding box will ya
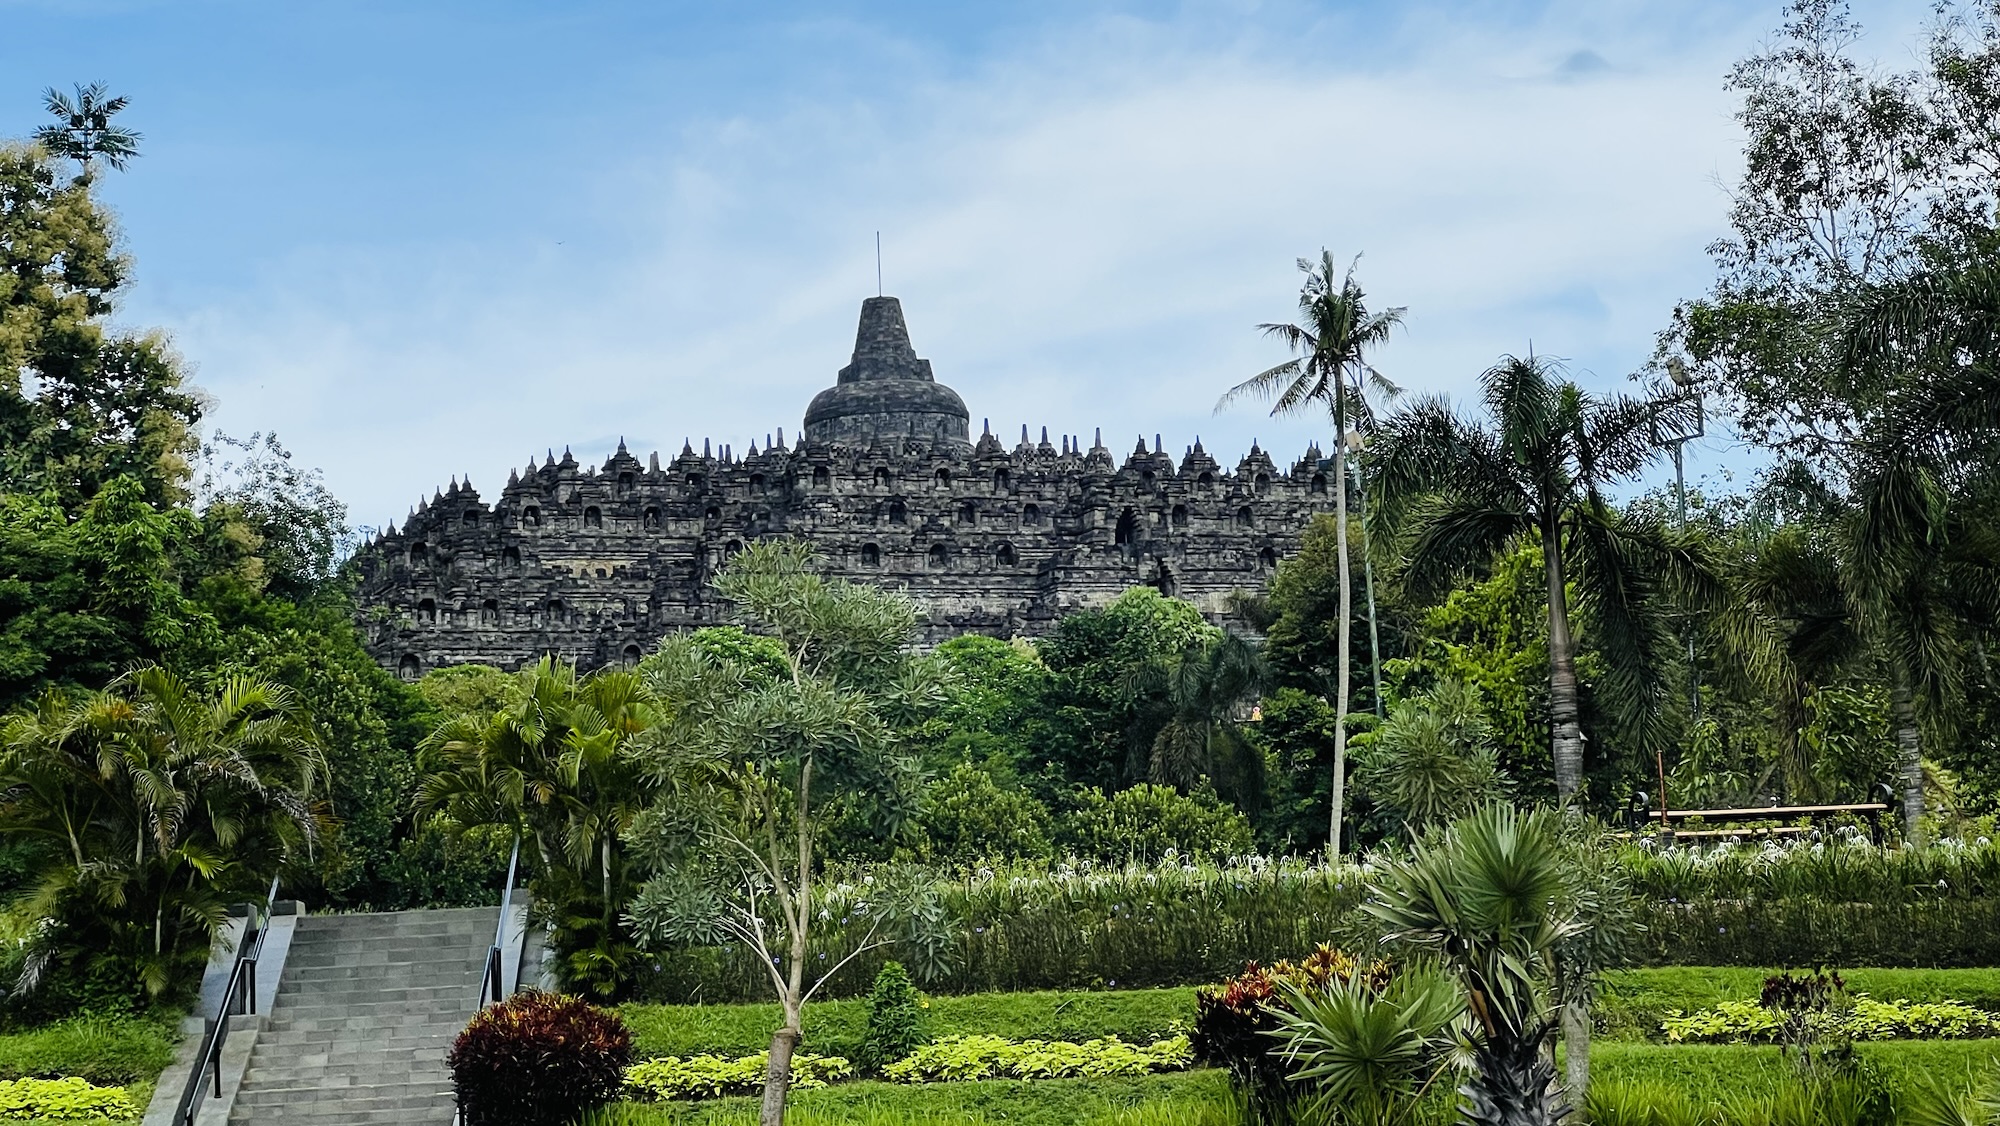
[1366,805,1583,1126]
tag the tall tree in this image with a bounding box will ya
[1369,354,1681,802]
[1219,252,1403,856]
[33,83,142,181]
[624,542,946,1126]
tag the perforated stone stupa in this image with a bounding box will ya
[353,297,1337,675]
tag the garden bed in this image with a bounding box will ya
[591,1070,1232,1126]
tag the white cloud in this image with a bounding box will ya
[149,1,1795,526]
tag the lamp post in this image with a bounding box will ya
[1650,360,1706,841]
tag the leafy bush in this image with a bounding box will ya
[1662,997,2000,1043]
[0,1076,139,1122]
[859,962,927,1071]
[448,992,633,1126]
[1057,785,1254,864]
[0,1017,177,1085]
[623,1052,853,1100]
[1188,945,1383,1110]
[916,763,1054,863]
[882,1034,1191,1083]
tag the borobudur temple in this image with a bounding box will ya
[352,296,1339,676]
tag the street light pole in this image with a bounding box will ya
[1651,364,1706,842]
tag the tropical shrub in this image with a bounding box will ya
[623,1053,852,1100]
[1583,1078,1711,1126]
[1265,963,1466,1126]
[882,1034,1192,1083]
[447,992,633,1126]
[916,762,1053,863]
[859,962,928,1071]
[0,1076,139,1121]
[1662,997,2000,1043]
[1189,945,1388,1111]
[1057,784,1255,863]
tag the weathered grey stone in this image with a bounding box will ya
[353,297,1337,674]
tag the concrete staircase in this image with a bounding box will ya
[224,907,499,1125]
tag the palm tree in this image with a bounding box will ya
[33,83,142,180]
[1219,251,1404,855]
[1123,631,1266,810]
[1368,805,1585,1126]
[0,667,325,997]
[418,657,656,998]
[1369,353,1679,802]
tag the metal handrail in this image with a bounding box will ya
[481,835,521,1008]
[172,876,279,1126]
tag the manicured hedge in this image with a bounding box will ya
[621,988,1197,1061]
[631,844,2000,1001]
[1587,1040,2000,1106]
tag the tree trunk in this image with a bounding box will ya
[1355,465,1386,719]
[760,1025,799,1126]
[1543,523,1584,802]
[1561,996,1590,1114]
[1329,447,1354,858]
[1891,674,1924,845]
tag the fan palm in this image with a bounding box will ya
[32,82,142,179]
[0,666,325,997]
[1122,631,1266,810]
[418,657,656,998]
[1219,251,1404,855]
[1367,804,1584,1126]
[1369,353,1683,802]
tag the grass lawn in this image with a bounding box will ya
[594,1071,1233,1125]
[1588,1039,2000,1104]
[0,1016,178,1086]
[621,987,1196,1060]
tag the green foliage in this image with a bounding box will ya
[1035,588,1221,794]
[1350,679,1505,830]
[447,991,634,1126]
[621,987,1195,1062]
[0,667,326,1010]
[420,658,655,999]
[881,1034,1190,1083]
[414,664,515,724]
[0,1016,176,1084]
[623,1053,853,1100]
[1582,1078,1711,1126]
[914,762,1052,864]
[0,1075,138,1122]
[1268,964,1465,1126]
[859,962,927,1071]
[1597,967,2000,1041]
[1056,785,1254,864]
[1381,542,1555,801]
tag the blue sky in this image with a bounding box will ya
[0,0,1930,528]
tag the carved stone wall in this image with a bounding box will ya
[351,297,1338,676]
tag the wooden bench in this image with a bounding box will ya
[1627,802,1891,843]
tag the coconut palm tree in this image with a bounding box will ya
[1369,353,1682,802]
[418,657,656,998]
[33,83,142,180]
[1219,251,1403,855]
[1368,804,1585,1126]
[0,667,325,998]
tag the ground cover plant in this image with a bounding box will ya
[0,1016,177,1086]
[0,1076,140,1122]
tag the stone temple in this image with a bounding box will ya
[353,297,1337,676]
